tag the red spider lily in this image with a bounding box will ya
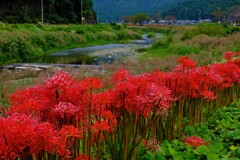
[223,51,234,60]
[92,121,111,132]
[60,125,82,148]
[90,92,116,124]
[111,74,173,117]
[112,69,131,83]
[185,136,205,149]
[75,154,91,160]
[0,114,84,159]
[2,55,240,160]
[60,125,81,138]
[9,86,51,115]
[171,58,240,99]
[45,70,73,90]
[35,122,70,158]
[79,77,103,91]
[236,51,240,56]
[147,84,173,113]
[178,56,196,69]
[91,91,113,110]
[52,102,83,119]
[0,114,69,159]
[211,62,240,88]
[201,90,216,100]
[196,66,223,88]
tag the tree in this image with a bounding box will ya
[211,10,225,22]
[121,16,131,23]
[228,6,240,23]
[0,0,96,24]
[130,13,150,25]
[165,15,176,24]
[152,12,161,24]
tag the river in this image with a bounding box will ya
[34,34,152,65]
[3,34,153,70]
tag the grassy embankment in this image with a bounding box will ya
[0,23,140,65]
[138,23,240,66]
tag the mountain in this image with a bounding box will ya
[93,0,240,22]
[93,0,185,22]
[162,0,240,20]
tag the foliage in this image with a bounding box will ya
[161,0,240,21]
[130,13,151,25]
[151,140,231,160]
[140,100,240,160]
[169,45,200,55]
[181,23,240,41]
[185,100,240,149]
[0,0,96,24]
[151,37,171,48]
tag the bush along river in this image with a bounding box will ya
[3,35,152,71]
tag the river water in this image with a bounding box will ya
[34,34,152,65]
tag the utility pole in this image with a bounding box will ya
[198,10,202,21]
[41,0,43,24]
[185,8,188,20]
[81,0,83,24]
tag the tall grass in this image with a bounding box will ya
[144,24,240,65]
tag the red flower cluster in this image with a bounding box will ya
[0,114,80,159]
[170,57,240,99]
[236,51,240,56]
[178,56,196,69]
[185,136,205,149]
[75,154,91,160]
[224,51,234,60]
[223,51,240,60]
[0,55,239,159]
[111,72,173,116]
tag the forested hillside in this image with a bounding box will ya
[162,0,240,20]
[93,0,184,22]
[93,0,240,22]
[0,0,96,23]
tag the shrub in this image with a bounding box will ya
[181,29,196,40]
[185,99,240,158]
[181,23,234,40]
[97,31,118,41]
[152,36,172,48]
[196,23,225,36]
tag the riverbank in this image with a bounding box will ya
[1,46,150,71]
[0,24,141,65]
[1,33,153,70]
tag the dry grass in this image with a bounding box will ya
[183,32,240,61]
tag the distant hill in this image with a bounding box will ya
[162,0,240,20]
[93,0,185,22]
[93,0,240,22]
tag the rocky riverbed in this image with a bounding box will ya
[1,34,153,71]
